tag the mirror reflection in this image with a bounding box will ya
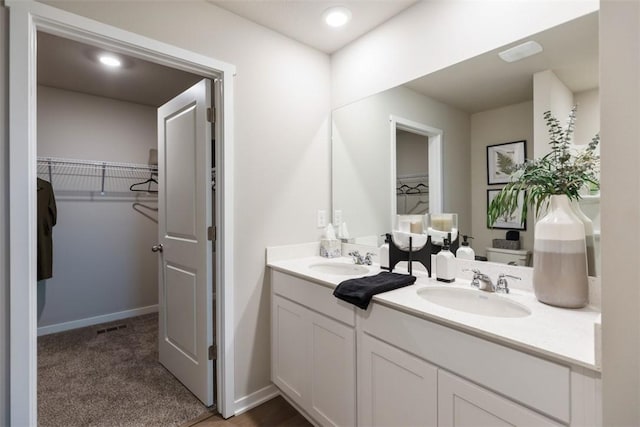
[331,12,599,273]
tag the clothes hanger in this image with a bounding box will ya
[396,184,411,194]
[406,185,422,195]
[129,173,158,193]
[132,202,159,224]
[408,199,429,214]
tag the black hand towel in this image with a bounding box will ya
[333,272,416,310]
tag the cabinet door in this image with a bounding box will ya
[272,295,308,408]
[308,311,356,427]
[358,334,438,427]
[438,370,562,427]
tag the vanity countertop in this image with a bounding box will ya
[268,255,601,372]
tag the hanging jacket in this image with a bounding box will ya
[37,178,57,281]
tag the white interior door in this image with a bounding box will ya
[157,79,214,406]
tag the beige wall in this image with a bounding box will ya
[0,3,7,424]
[574,88,600,147]
[600,0,640,425]
[533,70,574,158]
[37,86,159,329]
[470,101,534,258]
[396,130,429,177]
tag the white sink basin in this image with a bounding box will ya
[309,262,369,276]
[417,286,531,318]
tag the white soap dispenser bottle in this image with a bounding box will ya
[456,235,475,260]
[436,238,456,283]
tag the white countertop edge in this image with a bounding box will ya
[267,256,601,373]
[372,294,598,372]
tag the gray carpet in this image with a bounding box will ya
[38,313,211,427]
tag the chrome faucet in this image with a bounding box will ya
[349,250,374,266]
[468,269,496,292]
[496,273,521,294]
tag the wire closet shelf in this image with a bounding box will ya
[37,157,158,196]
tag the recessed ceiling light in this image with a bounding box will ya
[498,41,543,63]
[323,6,352,28]
[98,54,122,68]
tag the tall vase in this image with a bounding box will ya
[533,195,588,308]
[571,199,596,277]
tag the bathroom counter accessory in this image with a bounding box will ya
[267,251,601,372]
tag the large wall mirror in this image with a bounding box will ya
[332,12,600,273]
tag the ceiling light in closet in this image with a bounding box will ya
[98,54,122,68]
[498,41,543,63]
[323,6,352,28]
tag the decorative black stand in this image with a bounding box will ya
[382,233,433,276]
[382,232,461,277]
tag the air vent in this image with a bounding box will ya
[97,324,127,334]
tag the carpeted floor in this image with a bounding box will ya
[38,313,212,427]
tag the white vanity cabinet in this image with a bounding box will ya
[271,270,356,427]
[270,266,601,427]
[438,370,561,427]
[358,333,438,426]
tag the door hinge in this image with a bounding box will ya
[208,344,217,360]
[208,226,216,241]
[207,107,215,123]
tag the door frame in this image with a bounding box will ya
[389,115,444,228]
[7,1,236,424]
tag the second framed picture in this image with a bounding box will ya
[487,189,527,230]
[486,140,526,185]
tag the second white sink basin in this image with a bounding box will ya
[309,262,369,276]
[417,286,531,318]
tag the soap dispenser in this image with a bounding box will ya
[436,238,455,283]
[456,235,475,260]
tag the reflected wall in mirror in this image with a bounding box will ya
[331,12,600,274]
[332,86,468,245]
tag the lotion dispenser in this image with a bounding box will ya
[436,238,455,283]
[456,235,475,260]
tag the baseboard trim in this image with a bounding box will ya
[234,384,279,416]
[37,305,159,336]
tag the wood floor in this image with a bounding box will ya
[182,396,312,427]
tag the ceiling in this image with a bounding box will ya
[37,6,598,113]
[404,12,599,113]
[37,32,202,107]
[208,0,419,54]
[37,1,419,105]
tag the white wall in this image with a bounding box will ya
[0,3,8,424]
[574,88,600,147]
[396,130,428,177]
[331,0,599,109]
[38,0,332,404]
[36,86,158,329]
[470,101,534,258]
[600,0,640,425]
[533,70,574,158]
[332,85,470,239]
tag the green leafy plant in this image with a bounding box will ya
[487,105,600,227]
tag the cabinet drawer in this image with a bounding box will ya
[271,270,356,326]
[363,303,571,423]
[438,370,562,426]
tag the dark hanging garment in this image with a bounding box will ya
[37,178,57,281]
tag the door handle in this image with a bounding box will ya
[151,244,164,253]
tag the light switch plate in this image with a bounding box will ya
[317,210,327,228]
[333,209,342,226]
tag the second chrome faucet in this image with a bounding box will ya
[466,268,521,293]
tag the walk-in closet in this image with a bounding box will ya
[35,32,215,426]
